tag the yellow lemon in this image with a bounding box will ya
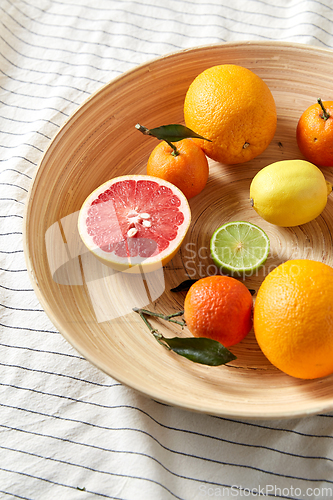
[250,159,332,226]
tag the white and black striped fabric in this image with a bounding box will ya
[2,1,333,499]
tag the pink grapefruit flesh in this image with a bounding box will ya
[78,175,191,272]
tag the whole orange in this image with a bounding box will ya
[183,64,277,165]
[147,138,209,199]
[254,259,333,379]
[296,99,333,167]
[184,276,253,347]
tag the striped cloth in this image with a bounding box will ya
[2,1,333,499]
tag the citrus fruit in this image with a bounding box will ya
[296,98,333,167]
[254,259,333,379]
[78,175,191,272]
[147,138,209,199]
[184,276,253,347]
[250,159,332,227]
[210,221,270,276]
[183,64,277,165]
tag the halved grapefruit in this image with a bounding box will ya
[78,175,191,272]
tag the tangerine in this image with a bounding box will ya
[147,138,209,199]
[184,276,253,347]
[296,98,333,167]
[184,64,277,165]
[254,259,333,379]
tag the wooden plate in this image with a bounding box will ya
[23,42,333,419]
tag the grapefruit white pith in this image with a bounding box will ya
[78,175,191,272]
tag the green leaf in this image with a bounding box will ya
[162,336,237,366]
[149,124,211,142]
[170,279,256,295]
[136,123,211,143]
[170,279,199,292]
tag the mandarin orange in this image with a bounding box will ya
[184,64,277,165]
[147,138,209,199]
[296,99,333,167]
[184,276,253,347]
[254,259,333,379]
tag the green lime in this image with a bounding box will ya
[210,221,270,275]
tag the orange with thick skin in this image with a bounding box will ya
[254,259,333,379]
[184,64,277,165]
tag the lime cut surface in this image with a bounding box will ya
[210,221,270,275]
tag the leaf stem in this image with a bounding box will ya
[133,307,237,366]
[167,141,180,156]
[133,307,185,326]
[135,123,180,156]
[165,311,185,319]
[318,98,330,120]
[135,124,150,135]
[134,309,171,348]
